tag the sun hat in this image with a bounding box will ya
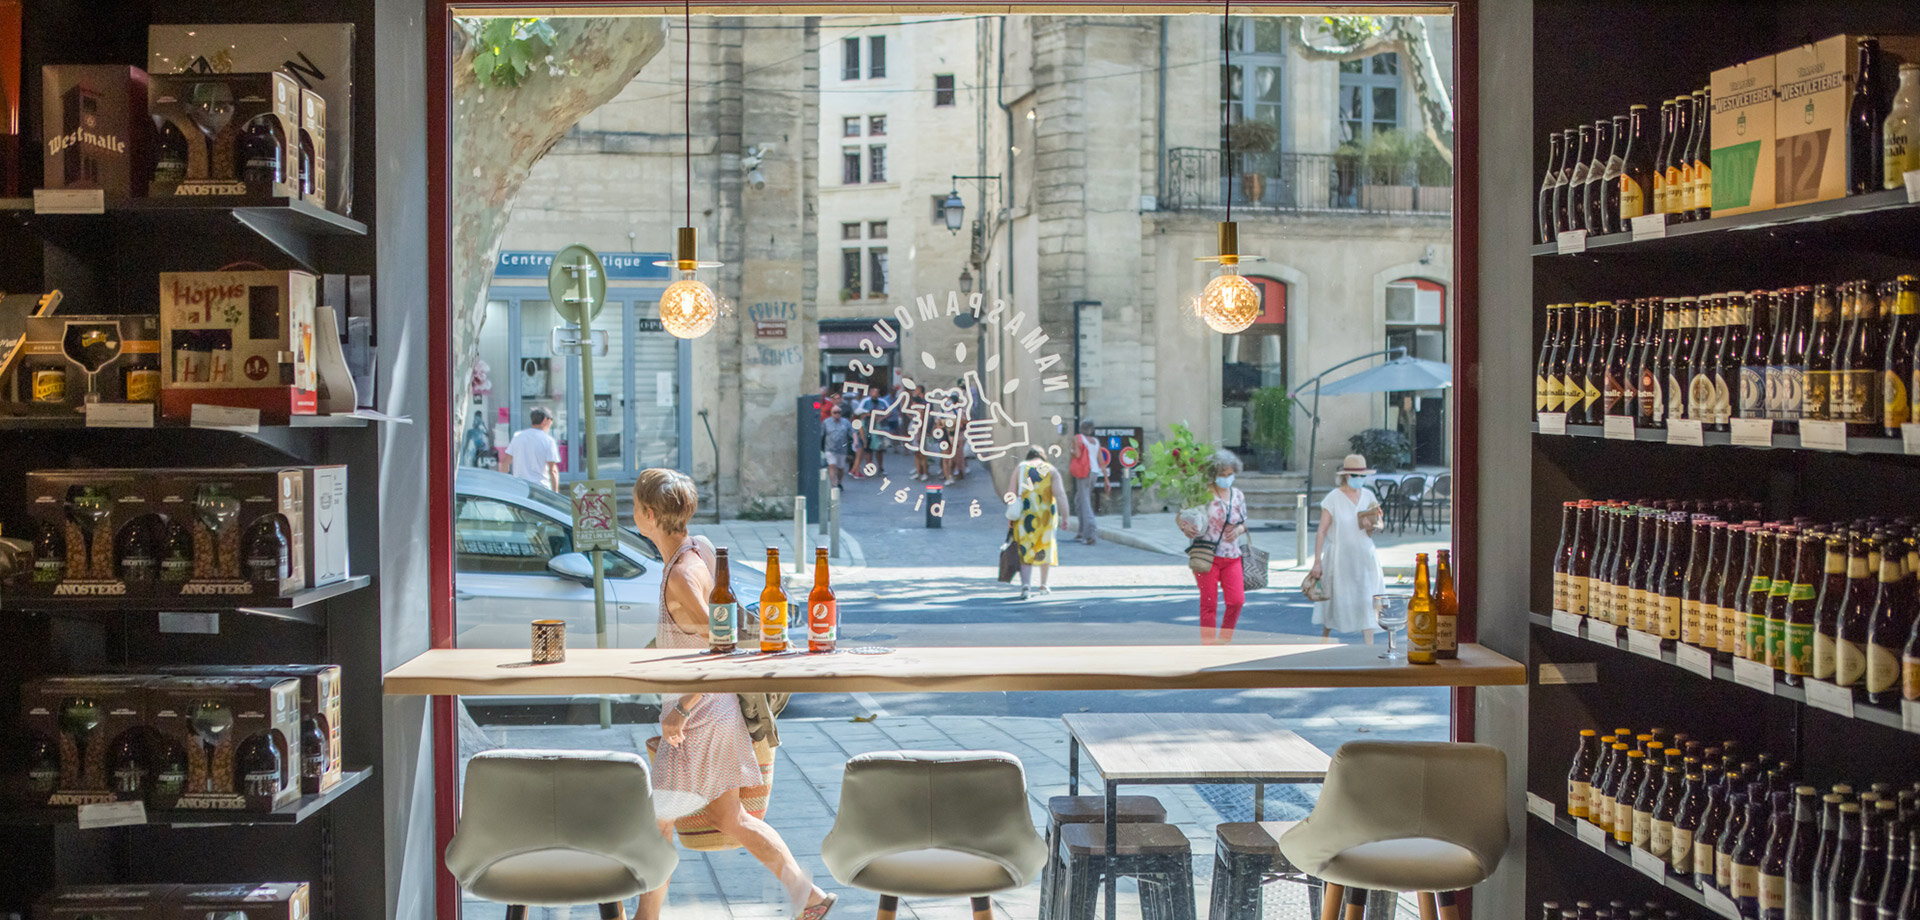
[1338,454,1376,476]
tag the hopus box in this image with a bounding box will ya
[1712,55,1777,215]
[1774,34,1920,205]
[158,270,317,421]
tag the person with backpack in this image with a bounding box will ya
[1068,420,1101,545]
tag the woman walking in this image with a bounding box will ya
[1309,454,1386,641]
[1178,451,1249,645]
[630,469,836,920]
[1007,446,1070,600]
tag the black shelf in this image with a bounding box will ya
[1530,189,1920,258]
[1530,810,1739,920]
[1530,422,1915,457]
[0,414,372,431]
[0,767,370,828]
[1526,612,1912,732]
[3,575,371,623]
[1,196,367,271]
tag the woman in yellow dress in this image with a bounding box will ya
[1007,446,1070,600]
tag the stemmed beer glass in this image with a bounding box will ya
[1372,594,1411,662]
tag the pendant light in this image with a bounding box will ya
[1196,1,1261,335]
[655,0,722,339]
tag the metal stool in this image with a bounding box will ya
[1040,795,1168,920]
[1060,823,1197,920]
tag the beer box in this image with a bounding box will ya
[159,664,340,795]
[21,469,167,599]
[298,87,325,208]
[35,884,177,919]
[40,65,150,202]
[172,883,311,920]
[158,270,317,421]
[19,675,153,808]
[148,676,301,813]
[304,464,348,586]
[9,314,161,415]
[147,70,298,201]
[1773,34,1920,206]
[151,467,306,599]
[1711,55,1778,216]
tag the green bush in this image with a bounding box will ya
[1135,423,1218,510]
[1249,388,1295,454]
[1348,428,1412,470]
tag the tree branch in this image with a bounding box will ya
[1281,16,1452,167]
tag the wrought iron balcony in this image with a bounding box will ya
[1164,148,1453,214]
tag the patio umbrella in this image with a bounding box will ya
[1315,355,1454,395]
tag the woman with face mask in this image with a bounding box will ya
[1310,454,1386,641]
[1178,450,1251,644]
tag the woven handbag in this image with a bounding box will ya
[645,729,776,851]
[1241,534,1270,591]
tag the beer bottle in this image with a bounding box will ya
[809,547,837,653]
[1549,303,1575,413]
[115,517,158,585]
[1611,506,1642,628]
[1538,303,1562,413]
[1572,503,1598,619]
[1815,794,1850,920]
[1689,296,1723,426]
[32,519,64,584]
[1565,124,1594,233]
[1564,303,1592,423]
[1788,786,1822,920]
[236,731,283,809]
[760,548,789,653]
[1641,299,1669,427]
[1628,508,1661,631]
[1652,299,1681,423]
[238,114,287,187]
[1569,728,1600,819]
[1594,505,1621,626]
[1736,795,1773,914]
[1848,39,1886,196]
[1885,276,1919,435]
[1846,281,1888,433]
[1700,521,1731,653]
[1682,516,1713,644]
[1698,783,1733,890]
[1865,535,1911,705]
[1616,749,1648,844]
[1886,64,1920,189]
[1746,291,1778,421]
[1717,524,1753,658]
[1669,298,1699,423]
[1767,528,1801,669]
[1654,99,1677,217]
[1581,302,1611,424]
[1893,820,1919,920]
[1763,795,1794,920]
[1745,528,1779,662]
[1721,292,1749,424]
[301,714,326,793]
[1633,750,1663,848]
[1786,287,1815,426]
[1721,791,1753,892]
[1621,104,1655,222]
[1838,536,1875,691]
[1659,512,1690,640]
[1691,87,1714,220]
[1904,561,1920,702]
[1554,501,1580,614]
[1593,738,1625,832]
[1850,803,1893,920]
[1674,768,1708,876]
[1604,302,1636,418]
[1408,552,1436,664]
[708,548,738,654]
[1876,816,1909,920]
[160,517,193,584]
[110,730,146,798]
[1435,548,1458,658]
[1652,759,1684,863]
[1584,117,1615,234]
[1602,112,1630,234]
[150,737,186,810]
[1555,127,1581,236]
[1668,95,1695,218]
[1785,532,1822,686]
[1816,533,1850,683]
[1541,129,1567,244]
[1807,285,1842,421]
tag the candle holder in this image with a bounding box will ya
[531,619,566,664]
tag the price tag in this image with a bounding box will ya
[1906,169,1920,204]
[84,402,155,428]
[1551,611,1584,637]
[1537,412,1568,435]
[1539,662,1599,685]
[157,612,219,635]
[1527,792,1556,821]
[1902,424,1920,455]
[1630,846,1667,879]
[1576,819,1609,848]
[1730,417,1774,448]
[1798,419,1847,451]
[1667,418,1705,446]
[33,188,105,214]
[1903,700,1920,734]
[1804,680,1856,719]
[190,404,261,433]
[1676,644,1715,679]
[1604,415,1637,440]
[1625,630,1663,659]
[77,800,147,829]
[1557,229,1588,255]
[1732,657,1776,693]
[1702,886,1741,919]
[1630,214,1669,241]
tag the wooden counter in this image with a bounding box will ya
[382,642,1525,696]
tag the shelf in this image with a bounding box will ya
[1,196,367,270]
[1530,189,1920,258]
[0,413,372,431]
[0,767,370,828]
[4,575,371,623]
[1527,612,1916,733]
[1531,421,1915,457]
[1529,810,1738,920]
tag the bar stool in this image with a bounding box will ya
[1039,795,1168,920]
[1058,823,1197,920]
[444,749,680,920]
[1277,742,1509,920]
[821,750,1048,920]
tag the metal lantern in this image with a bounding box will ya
[942,190,966,233]
[1195,221,1261,334]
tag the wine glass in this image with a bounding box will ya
[194,484,241,577]
[64,485,112,577]
[61,322,121,405]
[188,699,234,793]
[1373,594,1411,662]
[58,697,102,783]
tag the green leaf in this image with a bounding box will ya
[505,39,529,75]
[472,49,497,82]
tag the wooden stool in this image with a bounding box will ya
[1059,823,1197,920]
[1040,796,1168,920]
[1208,822,1323,920]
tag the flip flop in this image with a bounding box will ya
[800,892,838,920]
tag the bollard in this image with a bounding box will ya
[1121,470,1133,529]
[793,495,807,574]
[818,469,830,535]
[830,487,843,560]
[1295,493,1309,565]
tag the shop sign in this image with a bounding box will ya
[756,321,789,339]
[496,250,671,282]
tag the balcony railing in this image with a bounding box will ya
[1164,148,1453,214]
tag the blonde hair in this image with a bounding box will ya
[633,468,698,534]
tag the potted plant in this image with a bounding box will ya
[1228,120,1278,203]
[1248,388,1295,471]
[1348,427,1412,471]
[840,286,861,302]
[1135,422,1218,530]
[1360,129,1425,210]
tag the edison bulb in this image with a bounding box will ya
[659,274,718,339]
[1198,269,1260,334]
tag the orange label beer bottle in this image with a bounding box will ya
[760,548,789,653]
[809,547,837,653]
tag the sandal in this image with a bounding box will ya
[800,892,838,920]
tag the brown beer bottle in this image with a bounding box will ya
[1435,549,1459,659]
[760,549,790,653]
[1813,530,1849,683]
[808,547,838,653]
[1864,535,1911,705]
[1806,285,1842,422]
[1836,535,1876,691]
[1569,728,1600,820]
[1408,553,1437,664]
[708,548,738,654]
[1883,276,1919,435]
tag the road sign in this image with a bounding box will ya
[569,480,619,552]
[547,244,608,325]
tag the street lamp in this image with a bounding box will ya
[959,266,974,293]
[942,189,967,233]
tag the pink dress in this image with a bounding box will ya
[651,537,764,821]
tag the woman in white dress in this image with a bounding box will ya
[1310,454,1386,640]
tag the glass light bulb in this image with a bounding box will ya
[659,273,718,339]
[1198,270,1260,334]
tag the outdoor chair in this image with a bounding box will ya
[445,749,678,920]
[1423,474,1452,529]
[1371,481,1400,536]
[1057,821,1198,920]
[822,750,1047,920]
[1392,475,1428,535]
[1278,741,1509,920]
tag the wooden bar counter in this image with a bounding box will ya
[382,642,1524,696]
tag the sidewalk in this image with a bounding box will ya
[1093,514,1449,583]
[693,518,867,570]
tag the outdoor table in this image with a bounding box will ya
[1062,712,1331,920]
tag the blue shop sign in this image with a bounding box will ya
[495,250,673,282]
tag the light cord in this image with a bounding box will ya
[684,0,693,231]
[1222,0,1231,225]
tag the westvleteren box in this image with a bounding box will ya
[40,64,150,201]
[9,314,160,414]
[160,663,341,795]
[158,270,317,421]
[1711,55,1777,216]
[148,675,301,813]
[19,675,151,808]
[1773,34,1920,205]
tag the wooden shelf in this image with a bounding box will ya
[0,767,370,828]
[1530,189,1920,258]
[382,642,1527,697]
[4,575,371,623]
[1530,810,1739,920]
[1531,422,1915,457]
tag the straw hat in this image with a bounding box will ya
[1338,454,1376,476]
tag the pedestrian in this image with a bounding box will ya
[629,469,837,920]
[1309,453,1386,642]
[849,390,877,479]
[1068,420,1101,545]
[499,406,560,492]
[821,404,854,489]
[1178,450,1249,645]
[911,385,934,482]
[1007,445,1070,600]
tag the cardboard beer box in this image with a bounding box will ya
[146,70,298,201]
[303,464,348,586]
[1711,55,1777,216]
[1773,34,1920,205]
[0,290,64,403]
[148,675,301,813]
[19,675,153,808]
[298,87,325,208]
[151,467,306,599]
[159,664,341,795]
[21,468,166,599]
[40,64,150,202]
[9,314,161,415]
[158,270,317,421]
[35,884,178,920]
[172,883,311,920]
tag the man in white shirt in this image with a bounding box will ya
[501,407,561,492]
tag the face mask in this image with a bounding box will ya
[1347,476,1367,486]
[1215,475,1235,489]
